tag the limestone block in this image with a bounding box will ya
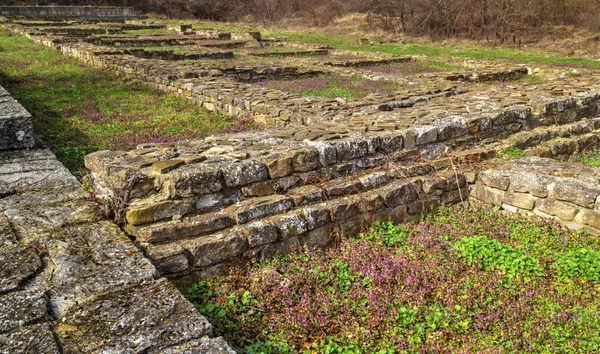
[241,180,275,197]
[144,242,190,275]
[374,204,408,224]
[509,173,551,197]
[0,95,35,151]
[168,163,223,197]
[333,138,369,161]
[0,324,60,354]
[301,204,332,230]
[151,336,236,354]
[380,180,421,208]
[472,183,505,206]
[551,179,600,208]
[299,224,334,250]
[239,220,278,248]
[479,170,510,191]
[132,212,234,244]
[435,116,468,141]
[359,171,391,190]
[47,221,156,317]
[291,147,319,172]
[183,232,248,268]
[222,159,268,188]
[535,198,579,221]
[327,198,359,221]
[261,236,301,259]
[56,279,212,353]
[288,185,323,207]
[270,212,308,239]
[408,125,438,146]
[323,177,362,197]
[225,195,293,224]
[260,152,292,178]
[379,133,403,154]
[126,199,195,226]
[407,196,441,215]
[503,192,537,210]
[577,209,600,229]
[303,140,337,167]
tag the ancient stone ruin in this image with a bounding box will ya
[1,13,600,353]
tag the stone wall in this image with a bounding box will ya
[0,85,234,352]
[469,157,600,235]
[0,6,144,21]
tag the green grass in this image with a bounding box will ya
[0,29,249,177]
[567,149,600,167]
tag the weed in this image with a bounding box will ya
[503,146,526,157]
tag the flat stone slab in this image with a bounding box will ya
[56,278,213,353]
[152,336,236,353]
[0,289,49,333]
[0,323,60,354]
[47,221,157,317]
[0,244,42,294]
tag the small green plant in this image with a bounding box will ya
[504,146,526,157]
[360,220,411,248]
[454,236,544,278]
[553,248,600,282]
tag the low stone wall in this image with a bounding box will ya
[0,85,35,150]
[470,157,600,235]
[0,6,144,21]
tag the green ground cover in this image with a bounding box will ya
[188,206,600,353]
[0,29,250,177]
[567,149,600,167]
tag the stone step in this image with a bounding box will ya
[526,130,600,158]
[138,167,468,279]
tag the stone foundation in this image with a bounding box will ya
[0,6,144,21]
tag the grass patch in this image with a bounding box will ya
[503,146,527,157]
[0,29,251,177]
[567,149,600,167]
[188,206,600,353]
[257,74,406,99]
[122,29,178,35]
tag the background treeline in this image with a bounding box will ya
[6,0,600,40]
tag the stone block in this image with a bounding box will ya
[260,153,292,178]
[0,324,60,354]
[151,336,235,354]
[239,220,278,247]
[222,160,268,188]
[407,196,441,215]
[291,147,319,172]
[168,163,223,197]
[133,212,234,243]
[0,244,42,294]
[144,242,190,275]
[551,179,599,208]
[303,140,337,167]
[323,177,362,197]
[479,170,510,191]
[327,198,359,221]
[261,236,301,259]
[0,95,35,151]
[288,185,323,206]
[126,199,194,226]
[503,192,537,210]
[359,171,391,190]
[472,183,505,206]
[241,180,275,197]
[183,232,248,268]
[0,289,49,333]
[299,224,334,250]
[535,198,579,221]
[333,138,368,161]
[509,173,551,197]
[56,279,212,353]
[270,212,308,239]
[578,209,600,229]
[380,180,421,208]
[374,204,408,224]
[301,204,332,230]
[225,195,293,224]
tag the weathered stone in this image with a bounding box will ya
[151,336,236,354]
[0,244,42,294]
[47,221,156,317]
[291,148,319,172]
[551,179,599,208]
[441,187,469,204]
[168,163,223,197]
[407,196,441,215]
[479,170,510,191]
[144,242,190,274]
[260,153,292,178]
[56,279,213,353]
[126,199,194,226]
[333,138,368,161]
[133,212,234,243]
[183,232,248,268]
[472,183,505,206]
[222,160,268,188]
[0,289,49,333]
[359,171,391,190]
[323,177,362,197]
[328,198,359,221]
[301,204,332,230]
[578,209,600,229]
[0,213,16,247]
[225,195,293,224]
[270,212,308,239]
[303,140,337,166]
[435,117,468,141]
[408,125,438,146]
[353,191,384,212]
[510,173,551,197]
[337,218,362,237]
[0,323,60,354]
[379,133,403,153]
[380,180,421,208]
[299,224,333,249]
[241,180,275,197]
[503,192,537,210]
[374,204,408,224]
[536,198,579,221]
[152,159,184,173]
[239,220,278,247]
[261,236,301,259]
[288,185,323,206]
